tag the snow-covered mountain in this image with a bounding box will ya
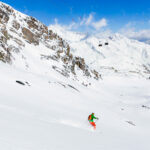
[0,2,150,150]
[0,2,100,85]
[50,24,150,78]
[1,1,150,79]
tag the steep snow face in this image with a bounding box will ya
[0,2,100,85]
[49,25,150,78]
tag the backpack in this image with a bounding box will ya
[88,114,92,120]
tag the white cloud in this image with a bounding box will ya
[79,14,107,30]
[120,23,150,44]
[51,14,107,32]
[70,7,73,14]
[51,18,150,45]
[79,13,94,26]
[127,30,150,44]
[79,17,86,26]
[54,18,58,24]
[85,14,93,25]
[67,22,78,30]
[92,18,107,30]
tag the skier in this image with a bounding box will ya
[88,113,99,129]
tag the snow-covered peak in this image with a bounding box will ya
[50,25,150,78]
[49,24,88,42]
[0,1,27,19]
[1,1,150,81]
[0,2,101,86]
[0,1,12,9]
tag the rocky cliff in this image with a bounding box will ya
[0,2,101,84]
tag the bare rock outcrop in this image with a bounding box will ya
[22,27,39,45]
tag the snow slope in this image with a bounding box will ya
[0,62,150,150]
[49,25,150,78]
[0,2,150,150]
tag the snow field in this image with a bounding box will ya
[0,63,150,150]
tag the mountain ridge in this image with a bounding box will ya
[49,24,150,79]
[0,2,101,85]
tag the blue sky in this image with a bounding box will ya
[1,0,150,42]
